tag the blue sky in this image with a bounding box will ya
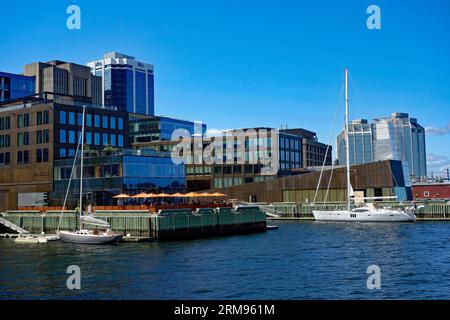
[1,0,449,175]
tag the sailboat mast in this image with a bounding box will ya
[79,106,86,229]
[344,69,351,212]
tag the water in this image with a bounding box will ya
[1,221,450,300]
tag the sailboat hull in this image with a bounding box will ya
[59,231,123,244]
[312,210,416,222]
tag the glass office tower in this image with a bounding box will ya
[87,52,155,115]
[337,113,427,179]
[0,72,35,103]
[337,119,374,166]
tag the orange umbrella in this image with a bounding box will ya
[211,192,227,197]
[185,192,201,197]
[156,193,171,197]
[132,192,150,198]
[199,192,213,197]
[113,194,130,199]
[169,192,186,197]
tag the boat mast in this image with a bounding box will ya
[344,68,351,212]
[79,106,86,230]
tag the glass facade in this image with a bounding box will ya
[130,116,207,143]
[0,72,35,103]
[53,152,185,205]
[337,114,427,179]
[88,53,155,115]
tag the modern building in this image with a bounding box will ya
[0,94,129,211]
[87,52,155,115]
[337,119,374,166]
[0,72,35,103]
[137,127,303,191]
[23,61,102,105]
[129,115,207,144]
[209,160,413,203]
[337,113,427,180]
[280,128,332,167]
[52,149,186,207]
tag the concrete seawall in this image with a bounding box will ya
[0,207,267,241]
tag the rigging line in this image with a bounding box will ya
[57,131,83,232]
[312,84,344,205]
[323,167,334,205]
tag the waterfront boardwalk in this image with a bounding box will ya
[0,206,267,241]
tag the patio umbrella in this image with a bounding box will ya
[132,192,150,198]
[113,194,130,199]
[210,192,227,197]
[185,192,202,197]
[169,192,186,197]
[199,192,213,197]
[156,193,171,197]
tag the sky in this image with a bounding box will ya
[1,0,449,176]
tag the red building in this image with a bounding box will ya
[413,183,450,200]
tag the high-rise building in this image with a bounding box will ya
[337,119,373,166]
[337,113,427,179]
[87,52,155,115]
[23,61,102,105]
[0,72,35,103]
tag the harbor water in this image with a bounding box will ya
[1,221,450,300]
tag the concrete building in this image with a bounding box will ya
[337,113,427,180]
[0,71,35,103]
[0,95,129,211]
[209,160,413,203]
[23,60,102,105]
[87,52,155,115]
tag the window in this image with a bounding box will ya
[23,132,29,146]
[43,129,49,143]
[94,115,100,128]
[43,110,49,124]
[24,150,29,163]
[94,132,100,145]
[17,133,23,146]
[36,149,42,162]
[69,112,75,125]
[43,148,49,162]
[118,118,123,130]
[37,130,43,144]
[86,132,92,145]
[110,134,116,147]
[17,150,29,164]
[68,130,75,144]
[60,130,66,143]
[59,148,67,158]
[103,133,109,145]
[23,114,29,127]
[17,151,22,164]
[110,117,116,129]
[86,114,92,127]
[17,115,23,128]
[37,112,42,125]
[78,113,84,126]
[60,111,66,124]
[118,135,124,147]
[102,116,108,129]
[0,152,10,166]
[68,149,75,157]
[424,191,430,197]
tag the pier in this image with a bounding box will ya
[0,206,267,241]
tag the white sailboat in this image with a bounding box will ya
[57,106,123,244]
[312,69,417,223]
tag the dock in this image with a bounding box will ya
[0,206,267,242]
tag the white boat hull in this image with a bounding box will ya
[313,209,416,222]
[59,231,123,244]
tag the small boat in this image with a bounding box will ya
[59,230,123,244]
[267,225,279,230]
[15,235,48,244]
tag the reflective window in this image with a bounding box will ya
[69,112,75,125]
[60,130,66,143]
[60,111,66,124]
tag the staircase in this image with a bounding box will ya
[0,216,29,234]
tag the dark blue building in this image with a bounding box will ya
[0,72,35,103]
[88,52,155,115]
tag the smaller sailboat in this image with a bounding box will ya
[312,69,417,223]
[57,106,123,244]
